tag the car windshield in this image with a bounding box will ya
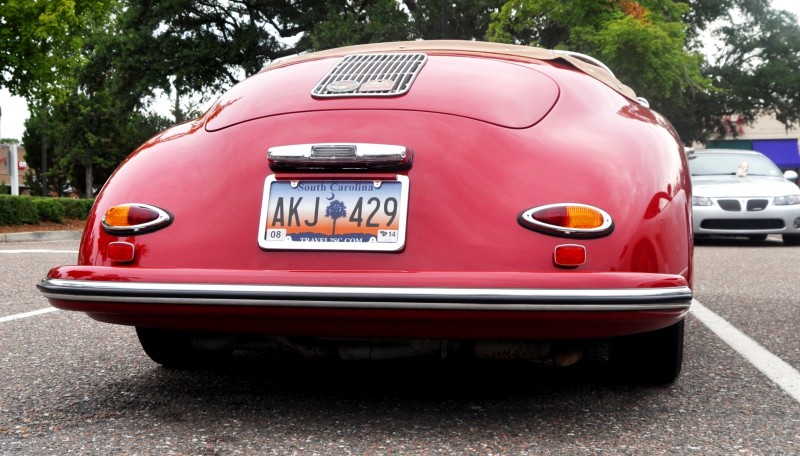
[688,152,783,177]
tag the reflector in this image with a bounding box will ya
[554,244,586,267]
[108,242,135,263]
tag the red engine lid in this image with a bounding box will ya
[205,55,560,131]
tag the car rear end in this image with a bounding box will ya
[39,41,693,382]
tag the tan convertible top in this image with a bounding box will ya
[266,40,638,101]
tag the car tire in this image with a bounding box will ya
[609,320,684,384]
[782,234,800,246]
[136,327,231,368]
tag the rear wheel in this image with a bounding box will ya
[136,327,231,368]
[782,234,800,246]
[609,320,684,384]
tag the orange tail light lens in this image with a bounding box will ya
[102,203,172,235]
[519,203,613,238]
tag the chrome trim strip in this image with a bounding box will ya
[268,143,409,169]
[39,279,692,311]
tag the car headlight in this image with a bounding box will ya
[692,196,713,206]
[773,195,800,206]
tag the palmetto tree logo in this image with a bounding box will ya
[325,199,347,235]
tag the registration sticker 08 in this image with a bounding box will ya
[257,175,409,251]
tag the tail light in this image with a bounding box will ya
[102,204,172,235]
[518,203,613,238]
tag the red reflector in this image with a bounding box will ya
[108,242,136,263]
[554,244,586,267]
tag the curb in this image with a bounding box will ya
[0,230,83,243]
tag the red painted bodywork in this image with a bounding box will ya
[43,41,693,341]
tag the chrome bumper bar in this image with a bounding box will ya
[39,279,692,312]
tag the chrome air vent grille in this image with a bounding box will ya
[312,53,427,97]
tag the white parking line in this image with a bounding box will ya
[0,307,58,323]
[690,299,800,403]
[0,250,78,254]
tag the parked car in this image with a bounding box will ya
[38,40,693,383]
[689,149,800,244]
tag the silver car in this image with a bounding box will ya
[689,149,800,245]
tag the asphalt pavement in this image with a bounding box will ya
[2,235,799,454]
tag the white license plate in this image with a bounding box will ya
[258,176,409,251]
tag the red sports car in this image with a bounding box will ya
[38,40,693,383]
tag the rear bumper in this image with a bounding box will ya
[40,278,691,311]
[39,267,692,339]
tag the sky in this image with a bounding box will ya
[2,0,799,142]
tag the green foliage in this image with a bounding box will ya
[22,94,172,198]
[488,0,800,142]
[32,198,65,223]
[5,0,800,172]
[310,0,415,49]
[0,195,39,225]
[701,1,800,130]
[487,0,712,141]
[402,0,507,41]
[0,195,92,226]
[61,197,94,220]
[0,0,113,99]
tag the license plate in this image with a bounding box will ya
[258,176,409,251]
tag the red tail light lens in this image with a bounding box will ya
[519,203,613,238]
[102,204,172,235]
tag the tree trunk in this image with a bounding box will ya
[85,160,94,198]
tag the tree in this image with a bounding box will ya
[22,92,172,198]
[487,0,711,142]
[325,200,347,235]
[83,0,328,113]
[0,0,113,99]
[487,0,800,142]
[12,0,171,197]
[691,0,800,136]
[309,0,415,49]
[402,0,507,40]
[87,0,509,111]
